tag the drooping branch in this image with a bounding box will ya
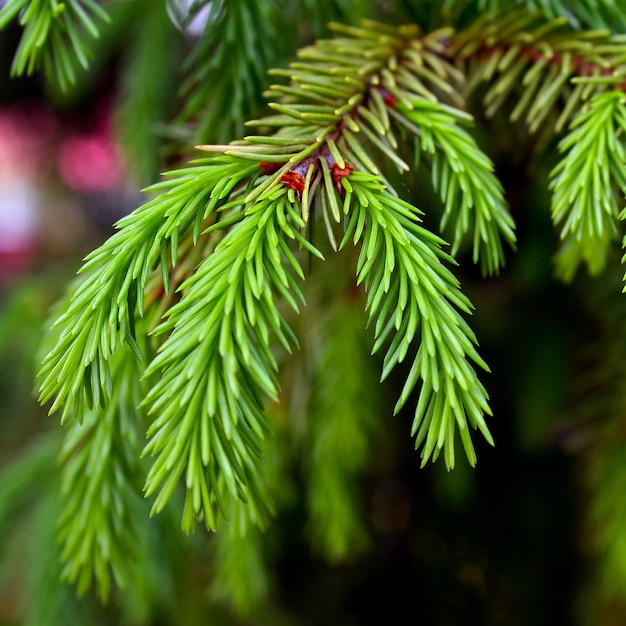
[450,11,626,131]
[550,90,626,280]
[38,16,626,547]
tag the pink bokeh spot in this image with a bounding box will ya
[0,100,56,178]
[57,135,125,193]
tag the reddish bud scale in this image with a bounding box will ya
[280,171,305,196]
[258,161,282,175]
[330,162,354,195]
[379,89,398,108]
[278,147,353,198]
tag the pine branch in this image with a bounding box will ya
[0,0,109,90]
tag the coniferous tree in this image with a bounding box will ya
[1,1,626,624]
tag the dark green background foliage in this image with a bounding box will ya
[1,0,626,624]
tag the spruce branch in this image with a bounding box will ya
[0,435,59,537]
[457,0,626,31]
[177,0,285,144]
[549,89,626,280]
[451,11,626,133]
[38,157,258,425]
[0,434,89,625]
[36,19,522,537]
[24,489,90,626]
[209,524,272,615]
[343,173,493,468]
[57,350,146,602]
[389,99,515,274]
[242,20,515,271]
[304,291,382,560]
[294,0,369,33]
[141,184,312,532]
[114,0,183,185]
[11,1,626,618]
[0,0,109,90]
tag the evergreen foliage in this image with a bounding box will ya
[3,0,626,622]
[0,0,109,89]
